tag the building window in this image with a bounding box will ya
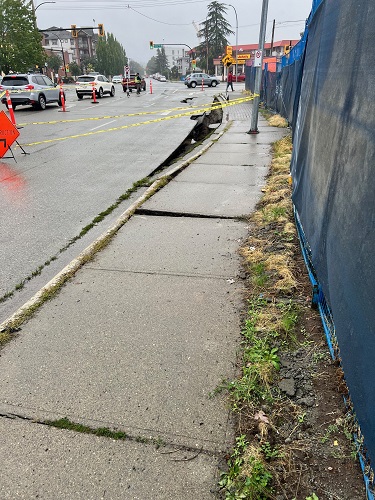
[52,40,58,45]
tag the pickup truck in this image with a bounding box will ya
[122,74,146,93]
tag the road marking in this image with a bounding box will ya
[90,119,117,131]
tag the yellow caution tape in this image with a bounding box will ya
[20,95,258,147]
[17,95,255,127]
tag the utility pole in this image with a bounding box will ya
[206,14,209,73]
[227,5,238,82]
[248,0,269,134]
[270,19,275,53]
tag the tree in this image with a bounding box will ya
[170,65,179,80]
[146,56,158,75]
[46,53,62,73]
[129,60,144,75]
[0,0,46,74]
[197,1,234,74]
[80,56,97,74]
[96,33,127,76]
[155,46,169,76]
[69,61,81,77]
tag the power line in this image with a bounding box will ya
[51,0,211,8]
[128,6,193,25]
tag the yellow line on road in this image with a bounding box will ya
[18,96,257,147]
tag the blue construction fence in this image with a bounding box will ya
[246,1,375,498]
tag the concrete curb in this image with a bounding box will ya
[0,114,231,334]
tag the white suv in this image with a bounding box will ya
[0,73,65,110]
[76,74,115,99]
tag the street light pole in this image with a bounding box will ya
[49,32,67,79]
[205,14,209,73]
[227,4,238,82]
[34,1,56,12]
[248,0,269,134]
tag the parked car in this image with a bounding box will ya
[184,73,220,88]
[0,73,65,111]
[121,74,146,92]
[159,75,167,82]
[112,75,123,84]
[224,73,246,82]
[236,73,246,82]
[75,74,115,99]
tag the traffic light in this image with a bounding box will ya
[65,64,70,72]
[150,41,154,49]
[98,24,105,37]
[71,24,78,38]
[192,59,196,68]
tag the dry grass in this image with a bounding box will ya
[268,114,288,128]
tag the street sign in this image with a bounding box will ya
[0,110,20,158]
[124,65,130,78]
[153,44,162,49]
[226,45,232,56]
[237,54,251,60]
[254,50,262,67]
[222,55,235,66]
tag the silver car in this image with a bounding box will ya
[0,73,65,110]
[184,73,220,88]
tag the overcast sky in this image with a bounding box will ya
[35,0,313,65]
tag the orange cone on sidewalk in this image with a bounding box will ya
[149,79,153,94]
[5,90,16,127]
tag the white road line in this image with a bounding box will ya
[90,119,117,131]
[82,104,99,110]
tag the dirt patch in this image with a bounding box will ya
[218,134,366,499]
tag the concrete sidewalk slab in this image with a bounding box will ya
[0,418,218,500]
[217,130,286,144]
[142,180,262,218]
[171,163,267,187]
[87,215,247,278]
[0,269,240,452]
[202,142,271,155]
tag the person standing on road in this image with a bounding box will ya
[226,70,234,92]
[135,73,141,95]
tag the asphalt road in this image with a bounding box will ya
[0,79,223,321]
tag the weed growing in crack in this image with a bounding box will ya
[45,417,127,440]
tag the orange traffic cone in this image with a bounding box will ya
[5,90,16,126]
[91,82,98,104]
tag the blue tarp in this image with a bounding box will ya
[245,0,375,483]
[290,0,375,467]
